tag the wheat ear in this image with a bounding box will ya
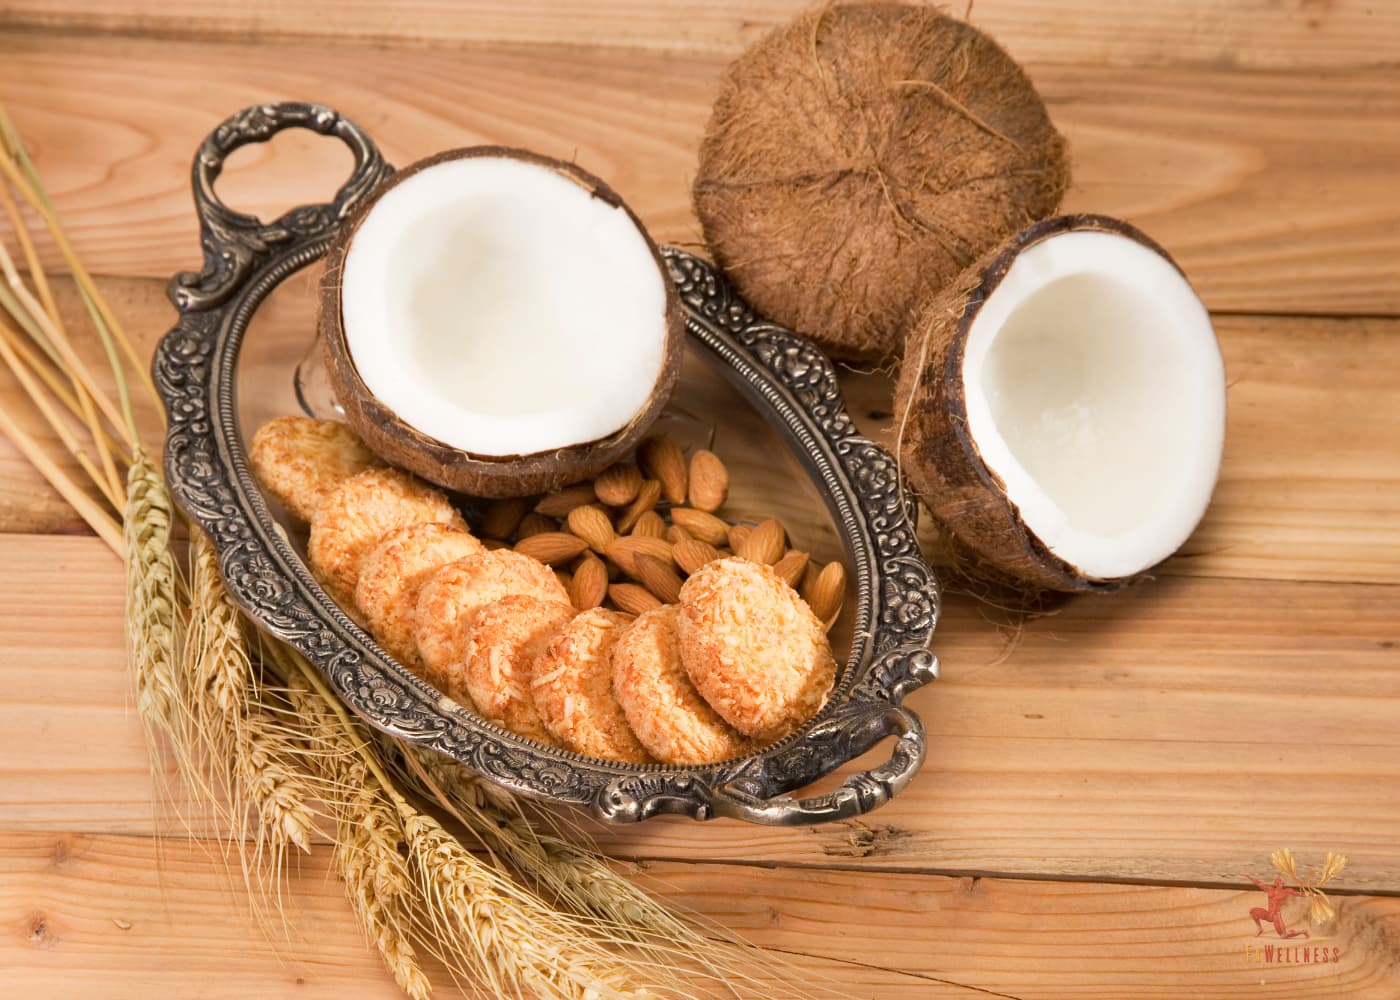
[125,448,180,738]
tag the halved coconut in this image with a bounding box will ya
[321,147,683,498]
[894,215,1226,592]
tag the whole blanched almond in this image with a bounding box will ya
[481,497,529,539]
[534,482,597,517]
[738,517,785,565]
[566,504,614,553]
[638,434,688,504]
[687,449,729,513]
[773,549,810,588]
[670,507,729,547]
[635,554,683,604]
[609,583,662,616]
[605,535,674,578]
[615,479,662,533]
[570,553,608,610]
[517,512,558,539]
[673,537,723,576]
[593,462,643,507]
[802,560,846,627]
[515,532,588,565]
[630,510,667,539]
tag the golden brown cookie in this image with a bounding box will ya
[530,609,651,763]
[307,467,465,608]
[612,605,750,765]
[677,556,836,741]
[354,523,484,667]
[413,549,569,697]
[249,416,382,523]
[462,595,575,744]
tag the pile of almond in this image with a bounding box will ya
[477,434,847,626]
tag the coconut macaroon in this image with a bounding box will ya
[530,609,652,763]
[249,416,382,522]
[413,549,570,697]
[354,523,484,667]
[461,595,575,745]
[677,557,835,741]
[693,4,1067,362]
[307,467,465,607]
[612,605,750,765]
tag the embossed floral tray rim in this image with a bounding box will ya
[155,101,940,826]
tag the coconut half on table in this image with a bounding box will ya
[321,147,684,498]
[895,215,1227,593]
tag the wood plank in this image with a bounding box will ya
[0,34,1397,314]
[5,532,1399,892]
[8,273,1397,586]
[5,831,1399,999]
[2,0,1397,70]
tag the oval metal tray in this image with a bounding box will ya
[156,102,940,826]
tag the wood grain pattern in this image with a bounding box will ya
[6,533,1398,891]
[5,831,1399,999]
[0,34,1398,315]
[7,275,1397,585]
[3,0,1397,69]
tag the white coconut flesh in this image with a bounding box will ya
[961,230,1226,580]
[339,156,670,458]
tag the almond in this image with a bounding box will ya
[593,462,642,507]
[673,537,723,576]
[554,569,572,592]
[670,507,729,547]
[570,553,608,610]
[481,497,529,540]
[482,538,511,551]
[605,535,674,578]
[566,504,614,553]
[534,482,597,518]
[739,517,785,565]
[635,554,683,604]
[773,549,810,588]
[687,449,728,512]
[515,532,588,565]
[609,583,661,616]
[638,434,688,504]
[615,479,661,533]
[727,522,752,552]
[517,512,557,539]
[630,510,667,539]
[665,524,693,545]
[802,560,846,626]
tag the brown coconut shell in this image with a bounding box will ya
[321,146,684,499]
[694,2,1068,364]
[893,214,1186,594]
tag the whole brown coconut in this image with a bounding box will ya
[693,3,1068,363]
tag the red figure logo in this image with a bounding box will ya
[1248,875,1310,939]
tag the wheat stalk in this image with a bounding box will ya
[125,448,180,737]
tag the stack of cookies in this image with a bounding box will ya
[251,416,845,764]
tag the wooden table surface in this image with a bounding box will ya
[3,2,1399,997]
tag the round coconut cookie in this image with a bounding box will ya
[413,549,569,697]
[249,416,383,523]
[693,4,1067,362]
[530,609,652,763]
[612,605,751,765]
[354,523,484,667]
[461,594,575,745]
[307,467,465,608]
[677,557,836,741]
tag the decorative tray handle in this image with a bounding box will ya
[169,101,392,314]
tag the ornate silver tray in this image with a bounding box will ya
[156,102,940,826]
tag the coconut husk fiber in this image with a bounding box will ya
[694,2,1068,364]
